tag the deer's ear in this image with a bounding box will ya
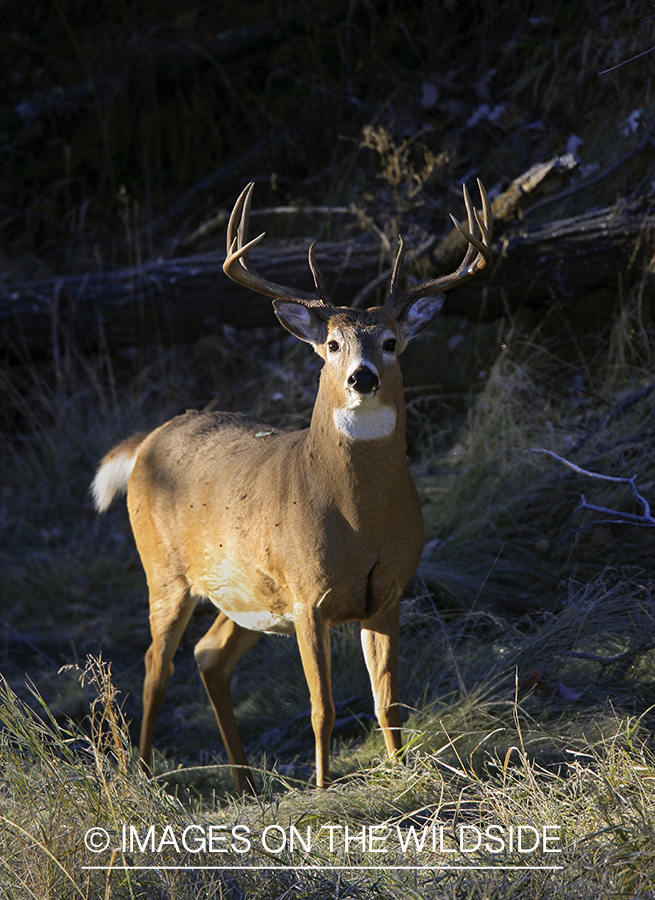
[273,301,328,347]
[395,294,444,343]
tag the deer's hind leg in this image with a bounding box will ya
[194,613,261,793]
[139,575,197,772]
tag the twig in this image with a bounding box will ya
[577,496,653,525]
[563,644,655,666]
[529,447,655,526]
[599,46,655,75]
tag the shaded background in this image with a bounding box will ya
[1,0,652,272]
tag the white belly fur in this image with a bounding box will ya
[222,608,296,635]
[197,564,296,635]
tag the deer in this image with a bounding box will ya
[91,181,492,792]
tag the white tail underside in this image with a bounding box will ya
[91,446,140,512]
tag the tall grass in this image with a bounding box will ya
[418,283,655,613]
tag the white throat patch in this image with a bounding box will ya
[333,405,396,440]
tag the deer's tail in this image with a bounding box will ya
[91,432,148,512]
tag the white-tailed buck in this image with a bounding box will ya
[92,182,492,791]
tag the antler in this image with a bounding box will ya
[224,181,492,318]
[386,179,493,315]
[223,182,332,313]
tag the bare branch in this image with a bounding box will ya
[563,645,655,665]
[599,46,655,75]
[529,447,655,527]
[577,496,654,525]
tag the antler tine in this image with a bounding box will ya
[225,182,244,251]
[458,182,478,267]
[223,183,332,309]
[224,183,271,291]
[225,183,258,261]
[226,184,267,268]
[448,216,488,261]
[460,179,492,260]
[387,235,406,308]
[385,180,493,313]
[236,180,253,252]
[474,178,492,246]
[308,241,329,299]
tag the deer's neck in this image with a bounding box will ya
[302,376,410,526]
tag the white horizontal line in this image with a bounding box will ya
[82,865,564,871]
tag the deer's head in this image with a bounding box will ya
[223,183,493,438]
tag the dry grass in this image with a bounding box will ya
[1,643,654,898]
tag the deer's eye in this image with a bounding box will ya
[383,338,397,353]
[327,340,340,353]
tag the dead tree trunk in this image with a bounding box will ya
[0,238,385,359]
[1,202,653,359]
[441,200,655,320]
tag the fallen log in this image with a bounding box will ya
[1,201,653,359]
[0,237,385,359]
[444,199,655,320]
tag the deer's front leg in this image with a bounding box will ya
[294,607,334,788]
[361,601,402,759]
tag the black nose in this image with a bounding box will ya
[347,365,379,394]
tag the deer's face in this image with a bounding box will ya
[273,298,443,440]
[287,307,394,403]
